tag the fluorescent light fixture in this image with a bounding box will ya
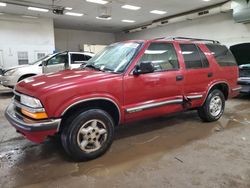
[203,0,211,1]
[0,2,6,6]
[22,15,38,19]
[65,7,73,10]
[122,4,141,10]
[0,12,4,15]
[122,19,135,23]
[96,16,112,20]
[28,7,49,12]
[150,10,167,15]
[86,0,108,5]
[65,12,84,16]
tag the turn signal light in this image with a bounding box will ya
[21,109,48,120]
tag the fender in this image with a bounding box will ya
[202,80,229,105]
[57,95,122,124]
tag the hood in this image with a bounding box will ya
[15,68,121,96]
[4,64,33,72]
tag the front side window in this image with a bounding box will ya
[47,53,68,66]
[139,42,179,71]
[86,42,142,73]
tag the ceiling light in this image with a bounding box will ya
[65,7,73,10]
[86,0,108,5]
[0,2,6,6]
[96,16,112,20]
[150,10,167,15]
[22,15,38,19]
[0,12,4,15]
[28,7,49,12]
[65,12,84,16]
[122,19,135,23]
[122,5,141,10]
[203,0,211,1]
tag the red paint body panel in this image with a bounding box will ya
[12,39,239,143]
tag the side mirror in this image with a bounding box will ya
[133,61,155,75]
[41,61,47,66]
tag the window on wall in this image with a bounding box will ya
[36,52,46,60]
[139,42,179,71]
[17,52,29,65]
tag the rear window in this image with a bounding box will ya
[206,44,237,67]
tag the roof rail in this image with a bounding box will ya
[155,37,220,44]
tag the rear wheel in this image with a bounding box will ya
[61,109,114,161]
[198,89,225,122]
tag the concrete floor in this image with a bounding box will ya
[0,86,250,188]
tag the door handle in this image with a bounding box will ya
[176,75,184,81]
[208,72,213,78]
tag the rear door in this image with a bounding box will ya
[124,42,184,122]
[179,43,213,107]
[43,53,68,73]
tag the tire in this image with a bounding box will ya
[61,109,114,161]
[198,89,225,122]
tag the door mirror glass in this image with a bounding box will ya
[133,61,155,75]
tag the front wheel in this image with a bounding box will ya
[61,109,114,161]
[198,89,225,122]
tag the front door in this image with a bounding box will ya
[124,42,184,122]
[43,52,68,74]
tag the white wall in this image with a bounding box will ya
[115,12,250,47]
[0,16,55,68]
[55,28,115,52]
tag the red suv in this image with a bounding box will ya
[5,37,240,161]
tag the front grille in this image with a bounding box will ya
[239,69,250,77]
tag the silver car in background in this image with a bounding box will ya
[0,51,94,88]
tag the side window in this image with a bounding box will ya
[139,43,179,71]
[206,44,237,67]
[85,55,92,61]
[47,53,68,66]
[180,44,203,69]
[71,54,85,64]
[197,47,209,68]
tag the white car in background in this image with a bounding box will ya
[0,51,94,88]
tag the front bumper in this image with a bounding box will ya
[5,103,61,143]
[238,78,250,93]
[0,75,17,87]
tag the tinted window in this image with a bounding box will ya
[197,47,209,68]
[180,44,203,69]
[71,54,85,64]
[206,44,237,67]
[47,53,68,65]
[139,43,179,71]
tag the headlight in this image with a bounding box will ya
[20,94,43,108]
[4,69,16,76]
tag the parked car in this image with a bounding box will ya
[5,37,240,161]
[237,64,250,93]
[0,51,94,88]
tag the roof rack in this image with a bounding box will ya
[155,37,220,44]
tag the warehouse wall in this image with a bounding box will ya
[0,16,55,68]
[55,28,115,52]
[115,12,250,47]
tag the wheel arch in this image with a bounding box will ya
[18,73,37,82]
[203,81,229,105]
[60,98,121,131]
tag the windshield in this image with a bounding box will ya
[86,42,142,73]
[28,54,52,65]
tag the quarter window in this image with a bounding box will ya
[206,44,237,67]
[139,43,179,71]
